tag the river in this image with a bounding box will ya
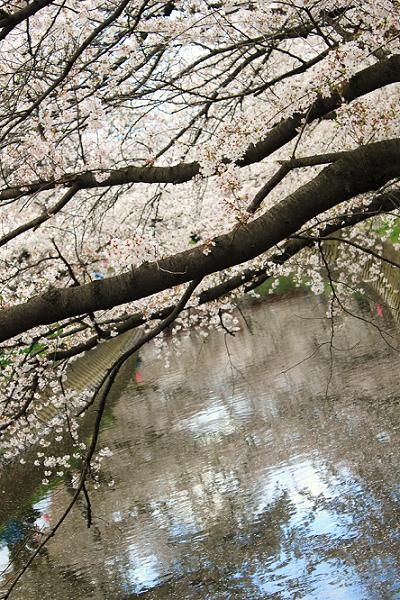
[1,293,399,599]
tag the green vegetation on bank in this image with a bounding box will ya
[255,275,311,297]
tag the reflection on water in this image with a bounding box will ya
[1,294,400,599]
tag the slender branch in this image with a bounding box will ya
[2,277,201,599]
[0,0,140,143]
[317,242,399,351]
[279,150,350,168]
[293,234,400,270]
[82,483,92,529]
[0,185,80,249]
[246,164,289,213]
[0,55,399,203]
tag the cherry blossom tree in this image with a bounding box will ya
[0,0,400,592]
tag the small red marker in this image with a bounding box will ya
[135,370,143,383]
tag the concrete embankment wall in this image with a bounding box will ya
[66,330,138,392]
[367,242,400,322]
[323,238,400,323]
[38,329,140,423]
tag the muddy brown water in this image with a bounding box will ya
[1,294,399,599]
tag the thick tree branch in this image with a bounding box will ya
[0,0,56,41]
[0,55,399,203]
[52,187,400,361]
[1,139,400,343]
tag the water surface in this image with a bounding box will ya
[1,294,399,599]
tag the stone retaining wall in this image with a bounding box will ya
[38,329,140,423]
[322,238,400,323]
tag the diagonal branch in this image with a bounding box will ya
[0,0,56,41]
[51,187,400,362]
[2,276,201,598]
[293,234,400,270]
[0,184,80,248]
[0,54,399,203]
[1,139,400,343]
